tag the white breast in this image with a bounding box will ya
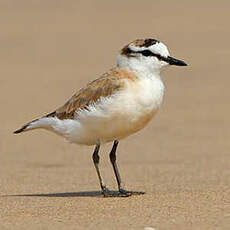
[43,73,164,145]
[64,74,165,145]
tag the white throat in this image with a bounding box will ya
[117,53,163,78]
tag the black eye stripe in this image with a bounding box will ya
[138,50,152,57]
[136,50,168,62]
[122,47,168,62]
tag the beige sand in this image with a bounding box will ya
[0,1,230,229]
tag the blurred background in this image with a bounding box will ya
[0,1,229,229]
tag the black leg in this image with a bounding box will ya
[109,140,124,191]
[109,140,145,197]
[92,143,110,196]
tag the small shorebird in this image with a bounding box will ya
[14,38,187,197]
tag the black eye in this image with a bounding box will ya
[140,50,153,57]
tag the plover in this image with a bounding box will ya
[14,38,187,197]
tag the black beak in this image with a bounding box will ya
[167,56,187,66]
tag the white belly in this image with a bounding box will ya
[66,77,164,145]
[47,77,164,145]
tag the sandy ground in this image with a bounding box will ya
[0,0,230,229]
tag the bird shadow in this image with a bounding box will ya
[1,191,104,198]
[2,190,145,198]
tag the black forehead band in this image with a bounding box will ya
[141,38,159,47]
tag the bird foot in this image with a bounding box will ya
[118,188,145,197]
[101,187,145,197]
[101,187,117,197]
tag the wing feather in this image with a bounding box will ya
[46,68,133,120]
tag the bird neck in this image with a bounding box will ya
[117,53,162,80]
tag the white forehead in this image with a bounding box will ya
[129,41,170,58]
[149,42,169,57]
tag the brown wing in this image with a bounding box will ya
[46,68,134,120]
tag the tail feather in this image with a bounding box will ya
[13,124,30,134]
[14,115,80,143]
[13,118,39,134]
[13,110,58,134]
